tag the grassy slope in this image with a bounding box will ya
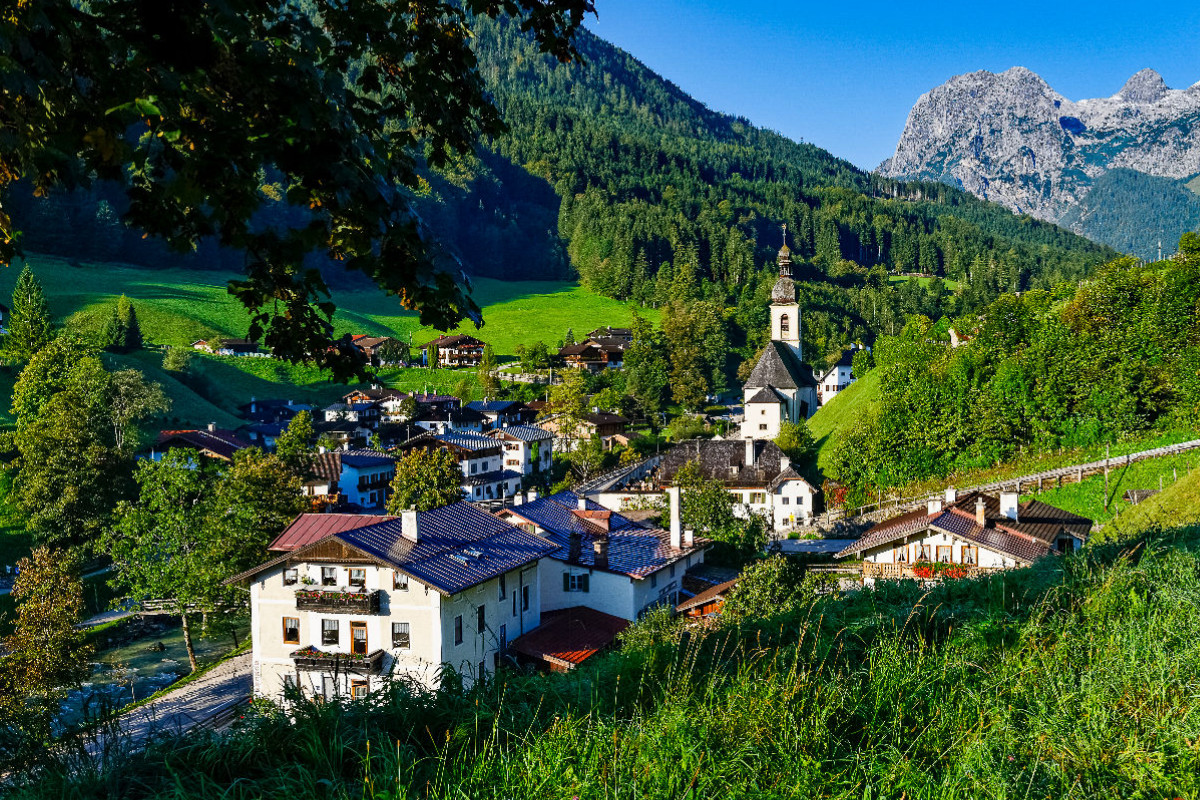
[1104,462,1200,538]
[0,254,654,425]
[807,368,882,471]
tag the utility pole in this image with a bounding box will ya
[1103,444,1110,511]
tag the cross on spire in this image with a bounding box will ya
[782,222,787,248]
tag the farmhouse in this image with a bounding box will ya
[816,345,866,405]
[836,489,1092,585]
[538,411,630,450]
[495,491,709,621]
[467,400,531,429]
[342,387,412,421]
[658,438,818,529]
[422,433,523,502]
[229,503,555,701]
[192,338,265,356]
[487,425,554,478]
[148,425,252,462]
[558,340,625,372]
[419,334,485,368]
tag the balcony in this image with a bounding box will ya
[295,588,383,614]
[290,646,387,674]
[862,561,997,582]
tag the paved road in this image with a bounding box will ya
[87,651,252,759]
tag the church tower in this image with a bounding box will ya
[770,225,802,362]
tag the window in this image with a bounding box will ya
[961,546,977,565]
[916,544,932,561]
[781,496,790,505]
[322,567,337,586]
[350,679,369,699]
[392,622,410,649]
[476,605,486,634]
[282,673,297,693]
[563,573,590,593]
[471,463,477,474]
[282,617,300,644]
[394,571,409,591]
[322,619,339,646]
[936,546,952,563]
[522,585,530,612]
[669,564,676,578]
[498,573,507,601]
[349,568,366,587]
[651,573,658,588]
[350,621,367,654]
[759,424,767,431]
[749,492,766,505]
[454,615,463,645]
[283,568,298,586]
[895,546,908,564]
[780,313,790,335]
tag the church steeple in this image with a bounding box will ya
[777,223,792,277]
[771,223,797,304]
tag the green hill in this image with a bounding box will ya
[808,368,882,471]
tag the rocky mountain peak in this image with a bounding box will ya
[1118,68,1169,104]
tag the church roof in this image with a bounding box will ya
[746,386,788,404]
[745,341,818,390]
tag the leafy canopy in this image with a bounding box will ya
[0,0,592,379]
[388,447,464,512]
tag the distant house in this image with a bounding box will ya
[427,433,521,503]
[419,334,485,368]
[313,419,374,448]
[558,340,625,372]
[349,335,400,366]
[487,425,554,477]
[817,345,866,405]
[323,401,383,429]
[949,328,973,348]
[192,338,265,357]
[836,489,1092,585]
[495,490,710,620]
[306,449,396,509]
[467,400,529,430]
[239,398,313,424]
[373,422,430,450]
[244,421,287,450]
[412,405,488,435]
[675,577,739,620]
[342,387,412,421]
[412,394,460,414]
[538,411,629,450]
[148,425,253,462]
[658,439,818,529]
[228,503,556,701]
[586,327,632,344]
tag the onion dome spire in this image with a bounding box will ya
[771,223,796,304]
[777,223,792,277]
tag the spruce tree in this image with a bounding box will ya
[6,266,53,360]
[117,295,143,351]
[101,305,126,352]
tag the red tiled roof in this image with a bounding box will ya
[268,513,394,552]
[510,606,629,668]
[675,577,739,613]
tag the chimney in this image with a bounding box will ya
[975,496,986,527]
[528,488,538,502]
[684,529,694,547]
[779,455,791,473]
[577,496,588,511]
[568,532,582,563]
[927,498,943,516]
[593,537,609,570]
[667,486,682,549]
[945,486,957,505]
[512,493,523,506]
[1000,490,1019,522]
[745,438,757,467]
[207,422,217,432]
[401,510,419,543]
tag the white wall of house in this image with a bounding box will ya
[772,479,816,528]
[743,398,786,439]
[437,564,540,682]
[819,364,855,403]
[539,562,636,620]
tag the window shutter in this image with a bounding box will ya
[580,574,590,593]
[563,572,570,592]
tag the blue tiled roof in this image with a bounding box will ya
[436,432,501,452]
[507,492,705,578]
[489,425,552,442]
[338,503,557,595]
[339,449,396,468]
[468,400,522,413]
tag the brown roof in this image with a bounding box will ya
[675,577,739,613]
[510,606,629,668]
[153,429,252,461]
[269,513,395,552]
[421,334,484,349]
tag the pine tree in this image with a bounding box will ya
[117,295,142,350]
[6,266,53,360]
[101,305,125,351]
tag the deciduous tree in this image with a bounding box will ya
[387,448,464,512]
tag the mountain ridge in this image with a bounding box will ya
[879,67,1200,258]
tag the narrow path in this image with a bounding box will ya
[85,651,252,759]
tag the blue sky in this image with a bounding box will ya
[587,0,1200,170]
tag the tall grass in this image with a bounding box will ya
[27,516,1200,799]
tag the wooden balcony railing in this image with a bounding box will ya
[290,646,386,674]
[862,561,997,581]
[295,588,382,614]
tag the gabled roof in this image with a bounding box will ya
[835,491,1093,563]
[488,425,553,443]
[153,429,252,461]
[744,340,818,390]
[746,386,789,404]
[510,606,629,668]
[436,432,502,453]
[500,491,707,578]
[339,449,396,469]
[468,400,523,414]
[270,513,395,552]
[233,502,556,596]
[658,438,800,490]
[414,407,487,425]
[675,577,740,613]
[585,411,628,426]
[343,387,408,402]
[421,334,484,349]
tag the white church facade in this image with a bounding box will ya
[740,230,820,440]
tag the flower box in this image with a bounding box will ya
[294,588,382,614]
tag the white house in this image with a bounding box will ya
[740,230,819,439]
[816,345,866,405]
[496,491,710,621]
[228,503,555,702]
[657,438,819,530]
[307,449,396,509]
[487,425,554,478]
[836,489,1093,585]
[426,433,521,503]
